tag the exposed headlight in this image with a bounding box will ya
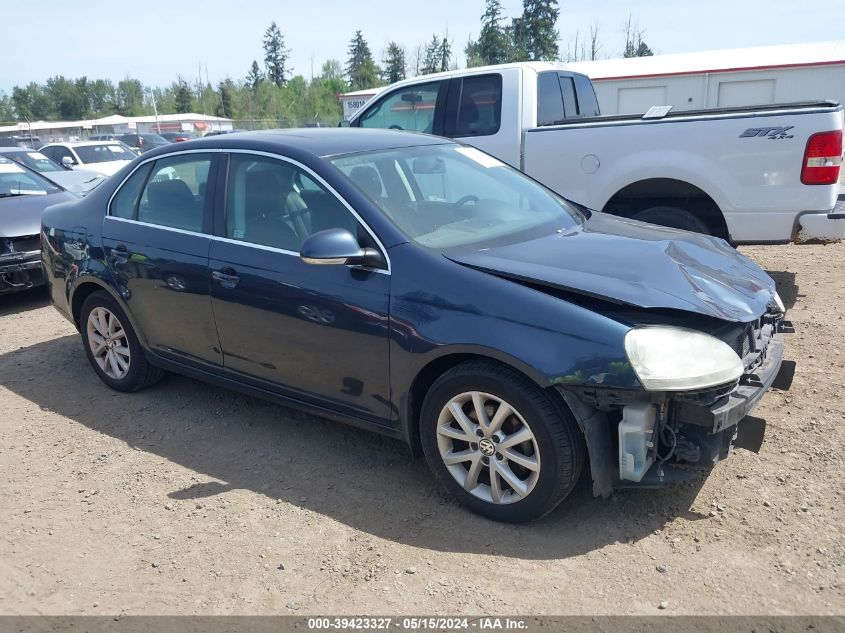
[624,326,743,391]
[772,291,785,314]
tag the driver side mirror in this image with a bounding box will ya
[300,228,385,269]
[61,156,76,167]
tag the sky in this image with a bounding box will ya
[3,0,843,92]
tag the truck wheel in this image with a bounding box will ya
[632,205,711,235]
[420,361,585,523]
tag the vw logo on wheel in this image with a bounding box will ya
[478,438,496,456]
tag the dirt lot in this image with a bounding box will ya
[1,243,843,616]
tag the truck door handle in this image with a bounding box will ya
[212,268,240,288]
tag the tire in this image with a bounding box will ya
[79,290,164,392]
[420,361,585,522]
[632,205,711,235]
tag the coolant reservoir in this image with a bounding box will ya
[618,403,657,482]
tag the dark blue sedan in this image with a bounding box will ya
[41,129,792,522]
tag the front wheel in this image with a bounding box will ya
[420,361,585,522]
[80,291,164,392]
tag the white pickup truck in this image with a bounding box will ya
[347,62,844,243]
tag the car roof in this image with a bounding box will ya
[0,146,27,153]
[168,127,454,158]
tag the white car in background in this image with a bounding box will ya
[0,147,106,195]
[39,141,136,177]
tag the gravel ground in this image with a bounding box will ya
[1,243,843,616]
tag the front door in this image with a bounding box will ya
[102,152,222,368]
[208,152,392,424]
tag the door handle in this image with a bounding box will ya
[212,268,240,288]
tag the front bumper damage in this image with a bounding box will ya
[0,251,43,295]
[558,321,795,497]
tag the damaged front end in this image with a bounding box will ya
[556,305,795,497]
[0,235,43,295]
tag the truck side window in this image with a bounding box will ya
[358,81,441,134]
[559,76,579,118]
[537,72,565,126]
[573,74,600,117]
[453,74,502,137]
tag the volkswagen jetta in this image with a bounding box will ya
[41,129,793,522]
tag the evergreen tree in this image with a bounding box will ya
[216,79,234,118]
[519,0,560,61]
[246,60,263,89]
[475,0,509,66]
[263,21,291,87]
[174,78,193,114]
[346,31,380,90]
[420,35,441,75]
[438,31,452,72]
[382,42,406,84]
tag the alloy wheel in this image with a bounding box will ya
[86,307,131,380]
[436,391,541,504]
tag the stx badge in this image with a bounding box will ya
[740,126,794,139]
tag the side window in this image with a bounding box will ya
[559,75,579,118]
[225,154,361,252]
[573,74,600,117]
[453,74,502,137]
[137,154,212,232]
[53,146,74,164]
[537,72,565,126]
[110,162,153,219]
[358,81,441,134]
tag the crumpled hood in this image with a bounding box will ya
[447,212,777,322]
[0,191,77,238]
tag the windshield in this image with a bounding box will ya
[331,145,584,249]
[11,150,64,173]
[75,144,135,164]
[0,156,62,197]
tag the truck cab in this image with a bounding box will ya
[351,63,598,169]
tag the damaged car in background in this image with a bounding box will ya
[1,156,76,296]
[42,129,794,522]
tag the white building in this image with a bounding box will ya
[565,40,845,115]
[0,113,233,144]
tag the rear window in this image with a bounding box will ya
[537,72,565,126]
[537,72,600,125]
[574,74,600,117]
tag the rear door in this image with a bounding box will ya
[102,151,223,368]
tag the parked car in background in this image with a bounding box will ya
[39,141,136,177]
[160,131,198,142]
[42,128,793,522]
[0,135,42,149]
[350,62,845,244]
[1,156,76,295]
[0,147,106,195]
[90,134,120,142]
[116,133,170,153]
[204,129,247,137]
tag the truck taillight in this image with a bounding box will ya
[801,130,842,185]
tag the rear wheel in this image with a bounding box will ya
[80,291,164,392]
[632,205,711,235]
[420,361,585,522]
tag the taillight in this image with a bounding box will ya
[801,130,842,185]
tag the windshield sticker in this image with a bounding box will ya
[10,189,47,195]
[107,145,124,153]
[27,152,48,160]
[454,146,504,169]
[0,163,26,174]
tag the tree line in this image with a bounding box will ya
[0,0,655,126]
